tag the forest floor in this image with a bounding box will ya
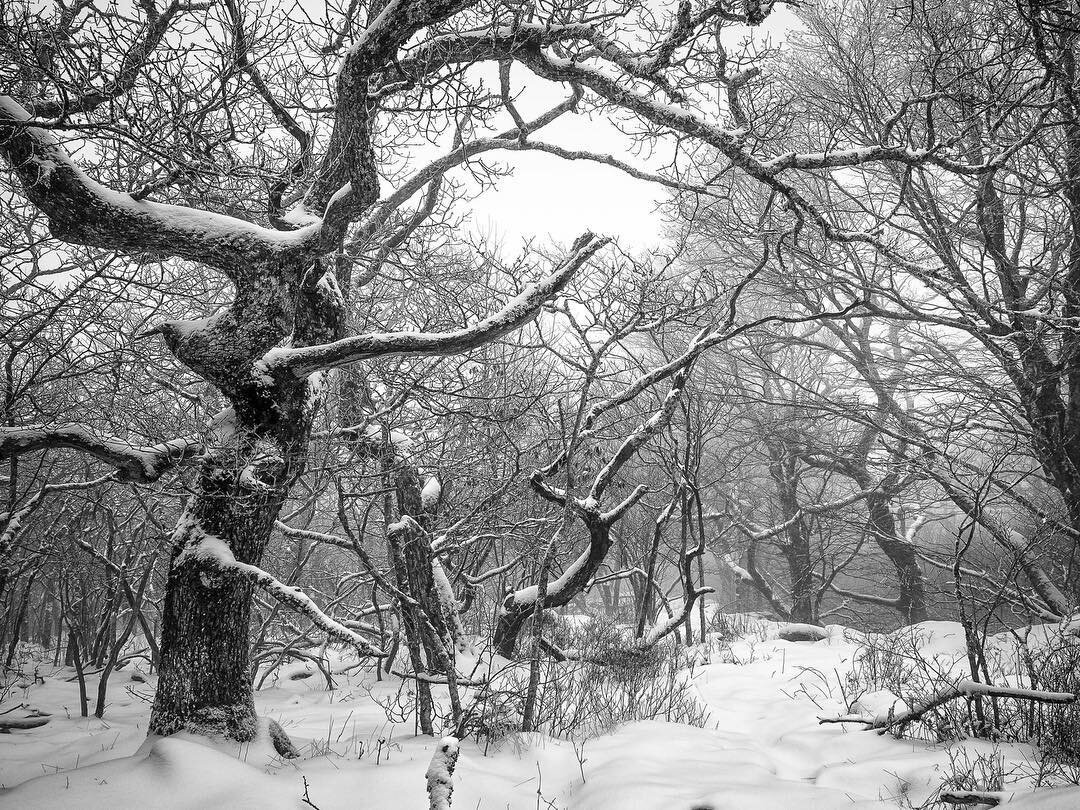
[1,619,1078,809]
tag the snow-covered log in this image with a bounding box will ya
[0,715,51,733]
[425,736,460,810]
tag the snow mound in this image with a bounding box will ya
[564,720,884,809]
[0,735,299,810]
[1007,785,1080,808]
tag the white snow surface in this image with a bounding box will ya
[2,620,1079,808]
[421,476,442,512]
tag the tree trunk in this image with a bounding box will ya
[149,533,262,739]
[148,421,297,742]
[785,538,818,625]
[4,572,35,667]
[865,492,929,624]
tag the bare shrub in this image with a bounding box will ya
[845,626,1080,800]
[1007,630,1080,768]
[464,617,712,745]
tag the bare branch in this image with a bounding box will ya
[261,232,607,376]
[0,424,199,483]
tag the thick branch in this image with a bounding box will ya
[0,424,199,483]
[261,232,607,376]
[182,535,385,657]
[0,97,317,276]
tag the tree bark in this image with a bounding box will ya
[148,414,303,741]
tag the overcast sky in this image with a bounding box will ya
[461,7,798,253]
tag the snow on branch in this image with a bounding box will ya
[819,679,1077,733]
[592,365,691,506]
[504,364,694,628]
[390,22,1008,254]
[260,232,607,376]
[727,483,886,543]
[182,532,385,657]
[0,96,319,276]
[399,28,1005,179]
[0,473,115,559]
[0,424,201,483]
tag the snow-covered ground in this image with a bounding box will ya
[2,620,1078,809]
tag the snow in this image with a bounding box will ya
[421,476,442,512]
[3,734,295,810]
[504,546,591,608]
[162,314,218,339]
[2,620,1079,808]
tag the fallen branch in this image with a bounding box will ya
[390,669,486,687]
[0,715,51,732]
[819,679,1076,733]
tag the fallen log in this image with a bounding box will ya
[939,790,1004,806]
[0,715,51,732]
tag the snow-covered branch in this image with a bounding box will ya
[0,424,200,483]
[260,232,607,376]
[0,97,318,276]
[729,484,885,543]
[819,679,1077,733]
[591,365,691,503]
[182,534,385,657]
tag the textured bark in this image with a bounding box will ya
[144,282,323,739]
[149,445,295,739]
